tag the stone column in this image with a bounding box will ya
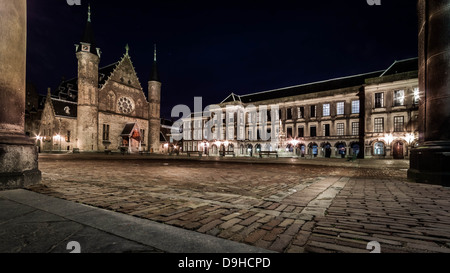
[408,0,450,186]
[0,0,41,189]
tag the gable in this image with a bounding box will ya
[106,55,143,91]
[41,97,56,125]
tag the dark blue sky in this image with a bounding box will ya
[27,0,418,118]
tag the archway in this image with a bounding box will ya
[321,142,332,158]
[373,141,385,156]
[308,142,318,157]
[350,142,360,157]
[335,142,346,158]
[296,143,306,157]
[286,143,294,153]
[246,144,253,156]
[211,144,218,155]
[255,144,262,154]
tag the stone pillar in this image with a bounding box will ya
[408,0,450,186]
[0,0,41,189]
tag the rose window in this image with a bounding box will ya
[117,97,134,114]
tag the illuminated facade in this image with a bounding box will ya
[181,58,419,159]
[38,6,161,154]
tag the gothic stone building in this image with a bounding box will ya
[181,58,419,159]
[39,8,161,154]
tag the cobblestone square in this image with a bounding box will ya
[28,154,450,253]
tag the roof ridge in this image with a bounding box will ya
[239,70,384,98]
[380,57,419,77]
[51,97,78,104]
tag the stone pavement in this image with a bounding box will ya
[5,153,450,253]
[0,189,271,253]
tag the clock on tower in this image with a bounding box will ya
[81,44,90,52]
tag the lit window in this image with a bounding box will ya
[374,142,384,155]
[374,118,384,133]
[336,123,344,136]
[394,116,404,132]
[337,102,344,115]
[351,100,360,114]
[394,90,405,106]
[323,104,330,116]
[413,88,420,105]
[375,93,384,108]
[352,122,359,136]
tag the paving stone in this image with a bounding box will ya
[286,245,305,253]
[197,219,223,233]
[26,155,450,254]
[261,218,284,231]
[239,215,260,226]
[220,218,242,229]
[268,234,292,252]
[263,227,285,242]
[283,222,303,236]
[244,229,269,244]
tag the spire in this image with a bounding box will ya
[87,4,91,22]
[149,44,160,82]
[125,44,130,56]
[78,4,98,56]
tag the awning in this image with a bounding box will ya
[120,123,141,141]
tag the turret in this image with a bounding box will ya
[148,44,161,153]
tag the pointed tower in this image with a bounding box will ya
[148,44,161,153]
[75,4,100,151]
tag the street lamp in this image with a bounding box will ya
[384,133,394,145]
[404,133,416,145]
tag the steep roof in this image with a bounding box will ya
[120,123,137,136]
[77,5,99,56]
[149,44,160,82]
[51,98,78,118]
[54,62,119,102]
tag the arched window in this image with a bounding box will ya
[374,142,384,155]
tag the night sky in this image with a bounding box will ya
[27,0,418,119]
